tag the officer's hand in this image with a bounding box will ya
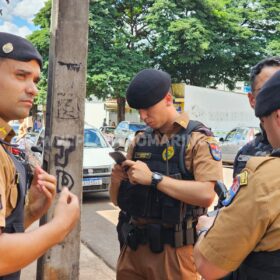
[122,160,153,185]
[52,187,80,240]
[111,163,128,185]
[196,215,216,233]
[28,166,56,220]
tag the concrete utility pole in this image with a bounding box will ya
[36,0,89,279]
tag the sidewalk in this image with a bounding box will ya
[21,242,116,280]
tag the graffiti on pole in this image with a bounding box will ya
[53,136,76,191]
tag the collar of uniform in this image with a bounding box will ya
[153,112,190,140]
[173,112,190,129]
[0,118,15,142]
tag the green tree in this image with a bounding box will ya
[29,0,280,119]
[27,0,51,108]
[87,0,153,122]
[146,0,280,89]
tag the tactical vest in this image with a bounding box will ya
[233,129,272,177]
[118,121,212,225]
[0,140,28,280]
[224,150,280,280]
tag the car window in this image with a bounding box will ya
[129,123,146,132]
[235,128,247,141]
[84,129,108,148]
[105,127,115,134]
[116,122,124,130]
[225,129,237,141]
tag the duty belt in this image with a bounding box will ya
[121,222,196,253]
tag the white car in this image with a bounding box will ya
[83,126,114,193]
[34,125,115,193]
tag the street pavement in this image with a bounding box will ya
[21,166,233,279]
[21,242,115,280]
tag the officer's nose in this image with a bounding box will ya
[139,109,148,121]
[26,81,39,97]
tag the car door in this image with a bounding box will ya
[220,128,238,163]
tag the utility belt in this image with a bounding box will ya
[121,219,196,253]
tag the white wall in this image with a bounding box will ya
[84,100,107,128]
[184,85,259,138]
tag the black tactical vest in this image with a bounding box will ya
[233,128,272,177]
[223,150,280,280]
[0,141,28,280]
[118,121,212,225]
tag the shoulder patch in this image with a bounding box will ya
[222,171,248,207]
[207,142,222,161]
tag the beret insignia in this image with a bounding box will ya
[2,42,13,54]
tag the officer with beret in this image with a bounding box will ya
[110,69,223,279]
[232,57,280,177]
[0,32,80,279]
[194,70,280,280]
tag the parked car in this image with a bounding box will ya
[113,121,147,150]
[99,126,115,145]
[219,126,261,164]
[34,125,114,193]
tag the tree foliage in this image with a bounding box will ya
[28,0,280,119]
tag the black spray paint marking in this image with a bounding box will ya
[57,92,79,119]
[56,170,74,191]
[58,61,81,72]
[54,136,76,191]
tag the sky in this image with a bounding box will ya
[0,0,47,37]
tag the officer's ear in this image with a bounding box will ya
[276,109,280,126]
[165,92,173,106]
[247,92,256,109]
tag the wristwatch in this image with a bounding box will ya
[151,172,163,189]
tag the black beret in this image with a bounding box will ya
[255,70,280,118]
[126,69,171,109]
[0,32,42,69]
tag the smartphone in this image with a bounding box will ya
[109,151,127,165]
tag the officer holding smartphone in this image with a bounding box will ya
[109,69,223,280]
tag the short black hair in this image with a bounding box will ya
[250,56,280,93]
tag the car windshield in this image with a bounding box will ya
[104,127,115,134]
[128,123,146,132]
[84,129,108,148]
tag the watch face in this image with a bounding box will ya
[153,173,162,180]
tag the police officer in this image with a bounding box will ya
[0,32,80,278]
[110,69,223,279]
[194,70,280,280]
[233,57,280,177]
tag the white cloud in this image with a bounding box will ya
[0,21,32,37]
[13,0,47,21]
[0,0,47,36]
